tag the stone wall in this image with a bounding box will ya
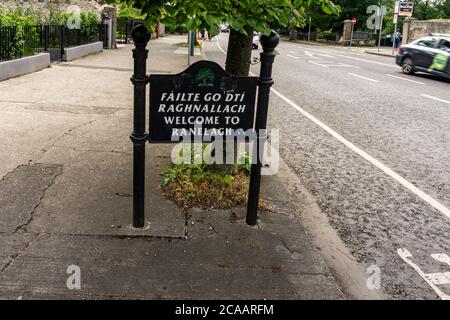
[0,0,104,16]
[402,18,450,44]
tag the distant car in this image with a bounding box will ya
[220,24,229,33]
[396,36,450,79]
[252,32,260,49]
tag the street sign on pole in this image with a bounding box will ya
[130,24,280,227]
[394,0,400,14]
[392,1,400,54]
[350,18,356,47]
[377,5,386,52]
[399,1,414,17]
[308,16,312,44]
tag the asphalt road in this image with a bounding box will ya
[205,33,450,300]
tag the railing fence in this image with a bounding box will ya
[0,23,109,62]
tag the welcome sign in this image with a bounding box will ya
[148,61,257,142]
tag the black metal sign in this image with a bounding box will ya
[130,24,279,228]
[149,61,257,142]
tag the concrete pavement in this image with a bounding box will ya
[0,35,345,299]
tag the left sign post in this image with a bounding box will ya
[130,25,151,228]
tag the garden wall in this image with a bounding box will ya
[0,52,50,81]
[63,41,103,61]
[403,18,450,44]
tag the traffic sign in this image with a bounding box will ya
[351,17,357,25]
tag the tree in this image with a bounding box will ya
[107,0,339,76]
[438,0,450,18]
[410,0,450,20]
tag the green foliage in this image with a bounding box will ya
[238,153,252,173]
[0,6,39,26]
[117,3,146,19]
[160,144,255,210]
[411,0,450,20]
[0,6,40,60]
[80,12,101,42]
[109,0,339,36]
[0,5,100,61]
[306,0,449,35]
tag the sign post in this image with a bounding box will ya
[130,24,278,228]
[246,31,279,226]
[377,5,386,52]
[350,18,357,47]
[392,0,400,54]
[130,25,151,228]
[308,16,312,44]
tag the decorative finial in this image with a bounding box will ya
[260,30,279,51]
[131,24,151,45]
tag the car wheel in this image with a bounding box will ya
[402,57,415,75]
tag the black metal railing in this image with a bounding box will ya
[0,23,109,62]
[117,18,143,44]
[0,25,40,62]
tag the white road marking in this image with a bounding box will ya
[308,60,329,68]
[337,63,360,68]
[348,72,379,82]
[422,94,450,104]
[309,61,359,68]
[385,74,425,84]
[270,87,450,220]
[218,36,450,221]
[398,248,450,300]
[216,36,227,55]
[316,53,334,58]
[302,47,396,68]
[286,54,300,59]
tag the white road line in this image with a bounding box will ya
[216,36,227,55]
[308,60,329,68]
[270,88,450,220]
[218,37,450,221]
[286,54,300,59]
[316,53,334,58]
[302,47,395,67]
[385,74,425,84]
[398,248,450,300]
[348,72,379,83]
[422,94,450,104]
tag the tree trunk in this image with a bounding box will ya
[225,25,254,76]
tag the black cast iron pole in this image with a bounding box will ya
[246,30,279,226]
[130,25,150,228]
